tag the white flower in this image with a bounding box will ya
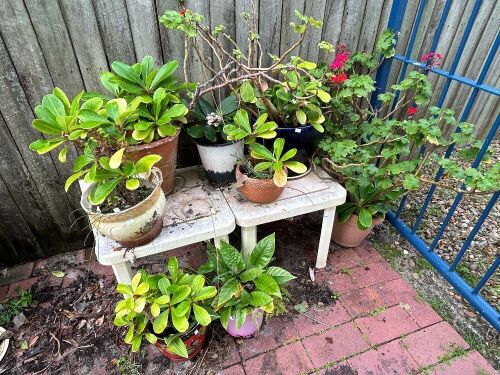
[206,112,223,127]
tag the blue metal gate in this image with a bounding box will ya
[374,0,499,330]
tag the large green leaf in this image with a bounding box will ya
[219,306,231,329]
[358,208,373,230]
[135,154,161,174]
[233,109,251,133]
[164,103,187,118]
[165,336,188,358]
[266,266,295,284]
[64,170,88,192]
[217,278,240,307]
[170,285,191,305]
[153,310,169,334]
[239,268,264,283]
[219,94,238,115]
[88,178,120,205]
[171,310,189,332]
[250,291,273,307]
[42,94,66,117]
[194,286,217,301]
[249,233,275,268]
[250,142,275,161]
[220,242,245,274]
[150,61,178,89]
[193,304,211,326]
[32,119,62,135]
[240,81,255,103]
[254,274,281,297]
[111,61,144,87]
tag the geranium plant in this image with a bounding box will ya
[198,233,294,330]
[113,257,217,357]
[317,32,499,229]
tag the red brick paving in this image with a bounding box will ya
[1,242,495,375]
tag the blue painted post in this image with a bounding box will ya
[473,257,500,295]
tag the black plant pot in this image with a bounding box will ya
[272,125,323,163]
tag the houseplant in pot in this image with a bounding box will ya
[198,233,294,337]
[101,56,189,194]
[29,88,166,246]
[224,110,307,203]
[318,32,499,246]
[113,257,217,361]
[187,93,242,184]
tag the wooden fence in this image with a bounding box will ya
[0,0,498,265]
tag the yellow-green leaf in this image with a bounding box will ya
[273,168,287,187]
[126,178,140,190]
[109,148,125,169]
[296,109,307,125]
[316,89,331,103]
[58,147,68,163]
[124,324,135,344]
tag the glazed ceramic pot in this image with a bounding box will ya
[332,214,385,247]
[80,168,166,247]
[126,128,180,195]
[226,309,264,338]
[154,324,208,362]
[273,125,323,163]
[196,140,244,184]
[236,165,285,204]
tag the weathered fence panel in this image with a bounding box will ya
[0,0,498,265]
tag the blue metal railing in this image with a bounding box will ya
[375,0,500,330]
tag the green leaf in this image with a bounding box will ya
[126,178,140,190]
[250,233,275,268]
[153,310,169,334]
[194,286,217,301]
[219,307,231,329]
[158,278,170,295]
[219,94,238,115]
[51,271,65,278]
[58,147,68,163]
[73,154,93,172]
[165,336,188,358]
[171,311,189,332]
[217,278,240,307]
[170,285,191,305]
[115,297,134,313]
[250,142,275,160]
[240,268,264,283]
[254,274,281,297]
[131,335,142,352]
[135,154,161,174]
[358,208,372,230]
[234,109,251,133]
[20,340,28,350]
[285,161,307,174]
[131,272,141,291]
[266,266,295,284]
[134,282,149,295]
[296,109,307,125]
[240,81,255,103]
[111,60,144,87]
[250,291,273,307]
[88,179,120,205]
[164,103,188,118]
[191,275,205,294]
[124,323,135,344]
[32,119,62,135]
[116,284,133,295]
[64,170,87,192]
[220,242,245,274]
[316,89,331,103]
[42,94,66,117]
[151,61,178,89]
[403,174,420,190]
[193,304,211,326]
[109,148,125,169]
[144,332,157,345]
[168,256,178,279]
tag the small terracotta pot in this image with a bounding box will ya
[81,168,166,247]
[332,214,385,248]
[126,128,180,195]
[154,324,208,362]
[236,165,285,204]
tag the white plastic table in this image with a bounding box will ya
[221,167,346,268]
[84,167,235,284]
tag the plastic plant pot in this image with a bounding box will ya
[225,309,264,338]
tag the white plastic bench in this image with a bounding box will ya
[221,167,346,268]
[83,167,235,284]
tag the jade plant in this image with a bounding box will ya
[317,31,500,228]
[198,233,294,330]
[29,88,161,209]
[113,257,217,357]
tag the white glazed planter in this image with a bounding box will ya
[80,168,166,247]
[196,140,244,184]
[0,326,9,363]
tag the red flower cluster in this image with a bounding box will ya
[330,73,348,84]
[420,51,442,67]
[407,106,417,116]
[330,44,349,70]
[179,8,188,16]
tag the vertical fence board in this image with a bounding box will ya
[126,0,163,63]
[339,0,366,49]
[319,0,345,62]
[59,0,109,91]
[235,0,258,58]
[301,0,327,62]
[280,0,305,56]
[259,0,283,67]
[156,0,185,79]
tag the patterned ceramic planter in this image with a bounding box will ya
[196,140,244,184]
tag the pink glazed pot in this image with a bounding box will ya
[226,309,264,338]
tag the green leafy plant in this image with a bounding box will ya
[0,289,34,326]
[223,109,278,145]
[317,31,499,228]
[245,138,307,187]
[187,94,239,143]
[29,88,162,209]
[198,233,295,330]
[113,257,217,358]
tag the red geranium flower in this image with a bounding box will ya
[330,73,348,84]
[407,106,417,116]
[179,8,188,16]
[420,51,442,68]
[330,44,350,70]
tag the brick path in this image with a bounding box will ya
[1,244,497,375]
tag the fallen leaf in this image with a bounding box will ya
[77,319,87,330]
[20,340,28,350]
[13,313,27,328]
[28,335,39,348]
[52,271,65,278]
[309,267,315,282]
[95,315,104,327]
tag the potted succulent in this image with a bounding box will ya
[187,94,242,184]
[224,110,306,203]
[29,88,166,246]
[318,31,499,246]
[198,233,294,337]
[113,257,217,361]
[161,9,328,166]
[101,56,189,194]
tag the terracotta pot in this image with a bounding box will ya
[196,140,244,184]
[154,324,208,362]
[126,128,180,195]
[236,165,285,204]
[80,168,166,247]
[332,213,384,248]
[225,309,264,338]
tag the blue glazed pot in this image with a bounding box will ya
[273,125,323,163]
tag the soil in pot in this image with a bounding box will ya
[196,140,244,185]
[153,324,208,362]
[81,168,166,247]
[226,309,264,338]
[236,165,285,204]
[126,128,180,195]
[332,214,385,248]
